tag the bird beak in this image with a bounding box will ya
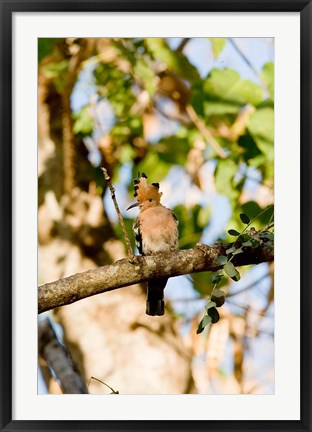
[126,202,139,211]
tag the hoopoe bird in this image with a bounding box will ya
[127,173,179,316]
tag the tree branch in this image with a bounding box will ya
[176,37,191,52]
[38,318,88,394]
[38,241,273,314]
[186,105,227,159]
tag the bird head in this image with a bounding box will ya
[127,172,162,211]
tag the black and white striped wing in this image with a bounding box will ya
[133,217,143,255]
[171,211,179,227]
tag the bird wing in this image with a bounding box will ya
[133,217,143,255]
[171,210,179,226]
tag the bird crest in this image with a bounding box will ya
[133,172,162,204]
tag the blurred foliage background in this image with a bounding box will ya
[38,37,274,395]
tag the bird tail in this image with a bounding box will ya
[146,278,168,316]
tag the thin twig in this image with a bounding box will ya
[174,275,272,329]
[228,38,267,92]
[225,298,274,318]
[88,376,119,394]
[259,221,274,233]
[101,167,134,259]
[226,272,270,297]
[186,105,227,159]
[172,272,270,302]
[228,38,259,78]
[176,37,190,52]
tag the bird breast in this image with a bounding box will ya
[139,206,178,255]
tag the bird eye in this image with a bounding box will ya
[149,199,152,202]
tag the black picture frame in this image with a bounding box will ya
[1,1,311,431]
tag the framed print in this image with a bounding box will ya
[1,0,311,431]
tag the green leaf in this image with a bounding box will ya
[203,68,263,107]
[196,324,204,335]
[211,272,223,284]
[214,159,238,199]
[212,289,225,298]
[38,38,60,62]
[204,100,241,117]
[202,314,212,327]
[261,62,274,99]
[226,246,237,255]
[190,81,205,117]
[211,290,225,307]
[216,255,227,265]
[207,307,220,323]
[173,204,205,250]
[73,106,94,135]
[145,38,200,82]
[239,233,251,242]
[242,240,252,247]
[119,144,136,164]
[232,247,243,255]
[238,132,262,162]
[209,38,226,58]
[41,60,69,80]
[206,300,217,310]
[240,213,250,224]
[196,314,212,334]
[135,152,171,183]
[155,137,190,165]
[248,108,274,161]
[260,232,274,241]
[228,229,240,236]
[224,261,236,277]
[250,238,261,248]
[133,60,157,96]
[232,273,241,282]
[224,262,241,281]
[211,295,225,307]
[204,68,240,97]
[197,206,211,229]
[192,68,264,118]
[240,202,274,229]
[249,107,274,142]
